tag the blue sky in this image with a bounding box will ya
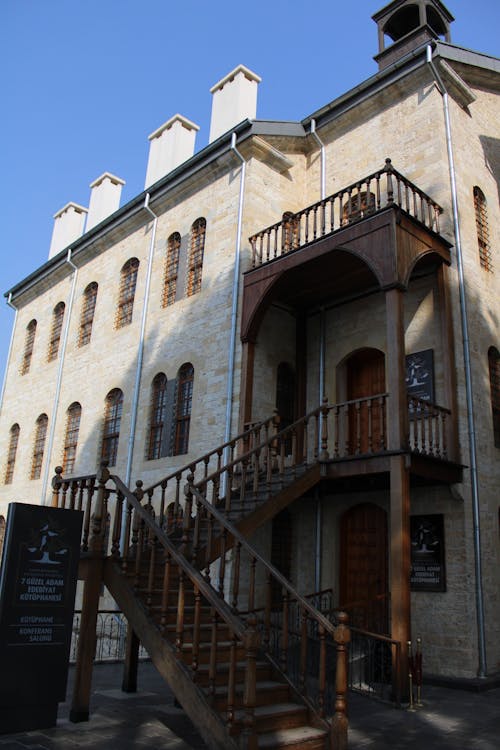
[0,0,498,384]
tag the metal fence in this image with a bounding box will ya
[70,610,148,663]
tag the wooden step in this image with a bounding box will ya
[234,702,309,733]
[209,679,290,711]
[257,725,328,750]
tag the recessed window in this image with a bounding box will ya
[116,258,139,328]
[21,319,37,375]
[174,363,194,455]
[4,423,20,484]
[63,402,82,475]
[163,233,181,307]
[101,389,123,466]
[48,302,65,361]
[474,187,492,272]
[79,282,98,346]
[187,218,206,297]
[488,347,500,448]
[31,414,48,480]
[147,374,168,460]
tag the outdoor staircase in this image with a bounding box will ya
[53,407,351,749]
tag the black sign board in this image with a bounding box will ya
[0,503,82,733]
[405,349,434,403]
[410,514,446,592]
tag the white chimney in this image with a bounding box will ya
[145,114,199,188]
[49,202,87,259]
[209,64,261,143]
[86,172,125,231]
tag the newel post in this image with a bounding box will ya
[70,461,110,723]
[384,157,394,204]
[331,611,350,750]
[240,615,260,750]
[319,396,330,461]
[51,466,63,507]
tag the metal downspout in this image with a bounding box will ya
[41,249,78,504]
[426,45,487,677]
[224,133,246,457]
[311,119,327,590]
[0,294,18,415]
[125,193,157,487]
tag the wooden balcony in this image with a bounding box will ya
[249,158,443,269]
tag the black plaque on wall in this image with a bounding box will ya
[0,503,82,733]
[410,514,446,592]
[405,349,434,403]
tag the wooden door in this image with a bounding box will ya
[347,349,385,453]
[339,503,388,633]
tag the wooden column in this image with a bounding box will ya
[385,287,411,699]
[437,264,459,461]
[122,624,140,693]
[295,312,307,458]
[239,339,255,432]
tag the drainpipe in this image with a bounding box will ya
[0,294,18,415]
[125,193,157,487]
[223,132,246,461]
[41,249,78,504]
[310,121,326,593]
[426,45,487,678]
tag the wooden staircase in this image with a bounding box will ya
[52,409,350,749]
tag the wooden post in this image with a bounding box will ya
[240,616,259,750]
[51,466,63,507]
[70,463,109,722]
[385,288,411,699]
[121,624,140,693]
[437,264,459,461]
[331,611,350,750]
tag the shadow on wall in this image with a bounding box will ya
[479,136,500,206]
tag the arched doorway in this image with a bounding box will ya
[339,503,388,633]
[346,348,385,454]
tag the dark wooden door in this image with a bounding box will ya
[339,503,388,633]
[347,349,385,453]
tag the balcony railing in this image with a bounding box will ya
[249,158,443,268]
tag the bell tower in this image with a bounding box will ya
[372,0,454,70]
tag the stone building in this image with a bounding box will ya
[1,0,499,696]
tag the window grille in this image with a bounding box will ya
[174,363,194,455]
[163,233,181,307]
[5,423,20,484]
[101,389,123,466]
[21,319,37,374]
[63,402,82,475]
[474,187,492,272]
[488,347,500,448]
[79,282,98,346]
[116,258,139,328]
[147,374,168,460]
[31,414,48,480]
[187,218,206,297]
[48,302,65,361]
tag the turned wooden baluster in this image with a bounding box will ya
[175,570,185,653]
[110,490,123,557]
[89,462,110,557]
[159,551,171,633]
[192,585,201,684]
[231,541,241,610]
[240,616,259,750]
[208,609,219,705]
[280,591,290,673]
[319,396,330,460]
[300,607,309,696]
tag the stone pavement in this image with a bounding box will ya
[0,660,498,749]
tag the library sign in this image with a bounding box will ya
[0,503,82,733]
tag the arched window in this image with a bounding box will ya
[79,282,98,346]
[174,363,194,455]
[163,232,181,307]
[116,258,139,328]
[21,319,37,374]
[4,423,20,484]
[31,414,48,480]
[63,402,82,475]
[147,374,168,460]
[187,218,206,297]
[48,302,65,361]
[342,191,376,224]
[488,347,500,448]
[282,212,299,253]
[101,389,123,466]
[473,187,492,271]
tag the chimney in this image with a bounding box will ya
[86,172,125,231]
[144,114,199,188]
[209,65,261,143]
[48,202,87,259]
